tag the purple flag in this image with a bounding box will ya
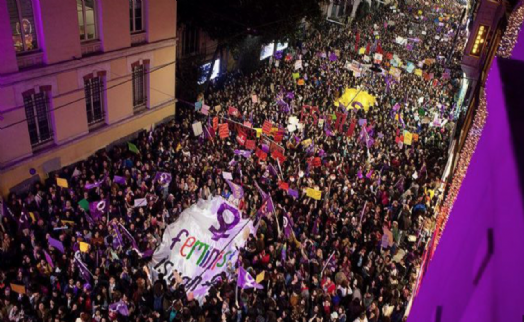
[113,175,126,185]
[392,103,401,111]
[288,188,299,199]
[112,223,124,248]
[360,201,368,223]
[48,237,64,253]
[329,52,338,61]
[117,223,137,249]
[261,144,270,153]
[306,143,315,155]
[366,137,375,148]
[267,164,278,177]
[283,213,294,238]
[286,91,295,100]
[109,300,129,316]
[85,173,108,190]
[225,179,244,199]
[324,120,333,137]
[358,118,367,126]
[234,150,252,158]
[89,199,108,220]
[357,169,363,179]
[154,172,172,186]
[74,251,92,282]
[254,181,274,212]
[237,266,263,289]
[18,209,31,230]
[394,176,405,192]
[44,250,54,268]
[399,114,406,128]
[277,99,291,113]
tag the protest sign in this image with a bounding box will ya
[192,122,203,137]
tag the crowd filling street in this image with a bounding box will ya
[0,1,467,321]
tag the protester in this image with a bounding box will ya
[0,1,466,321]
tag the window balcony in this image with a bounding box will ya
[81,40,102,56]
[17,51,44,69]
[131,32,147,46]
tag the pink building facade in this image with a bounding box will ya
[0,0,177,195]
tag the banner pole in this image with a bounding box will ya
[235,281,239,307]
[272,200,282,237]
[320,250,336,279]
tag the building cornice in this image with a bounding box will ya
[0,38,176,87]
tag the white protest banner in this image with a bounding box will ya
[134,198,147,208]
[149,197,254,297]
[192,122,203,136]
[374,53,383,64]
[222,171,233,180]
[294,60,303,70]
[395,36,407,45]
[288,116,299,125]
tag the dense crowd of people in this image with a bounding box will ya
[0,0,467,321]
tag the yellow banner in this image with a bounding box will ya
[79,242,90,253]
[56,178,68,188]
[306,188,322,200]
[334,88,376,113]
[256,271,265,283]
[404,132,413,145]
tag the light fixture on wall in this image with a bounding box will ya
[471,25,489,57]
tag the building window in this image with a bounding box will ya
[132,63,147,109]
[77,0,97,41]
[23,90,53,147]
[7,0,39,53]
[84,76,105,125]
[183,27,200,56]
[129,0,143,33]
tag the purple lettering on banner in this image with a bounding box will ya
[352,101,364,110]
[209,203,241,241]
[170,229,189,250]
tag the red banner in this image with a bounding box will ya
[347,119,356,137]
[219,123,229,139]
[245,140,255,150]
[213,117,219,131]
[262,120,273,135]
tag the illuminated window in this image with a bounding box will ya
[7,0,39,53]
[470,25,489,57]
[84,76,105,125]
[23,89,53,147]
[77,0,97,41]
[129,0,144,33]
